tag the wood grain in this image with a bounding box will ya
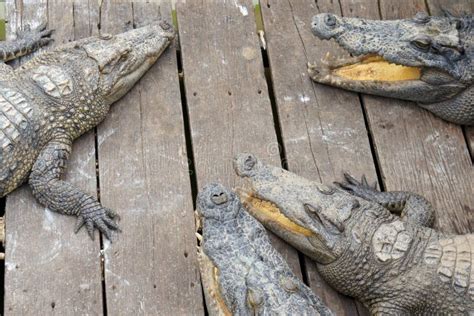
[260,0,376,314]
[426,0,474,15]
[97,0,204,314]
[4,0,103,314]
[338,0,474,234]
[176,0,303,277]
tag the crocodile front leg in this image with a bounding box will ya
[29,136,119,240]
[337,173,435,227]
[0,22,53,62]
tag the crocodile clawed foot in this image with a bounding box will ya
[74,206,121,241]
[17,22,54,49]
[335,173,379,202]
[307,60,332,81]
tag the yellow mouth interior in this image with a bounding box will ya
[239,191,314,237]
[334,55,421,81]
[198,251,232,316]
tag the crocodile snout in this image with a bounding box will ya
[311,13,341,40]
[233,153,258,178]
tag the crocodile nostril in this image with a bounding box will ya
[211,192,228,205]
[324,14,337,27]
[414,11,430,24]
[244,155,256,171]
[159,21,172,30]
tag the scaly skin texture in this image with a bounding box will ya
[309,12,473,125]
[196,183,333,316]
[0,22,175,239]
[234,153,474,315]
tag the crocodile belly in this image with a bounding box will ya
[423,234,474,312]
[0,86,39,196]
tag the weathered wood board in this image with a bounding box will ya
[97,0,203,314]
[176,0,303,276]
[338,0,474,234]
[260,0,375,314]
[4,0,103,314]
[426,0,473,15]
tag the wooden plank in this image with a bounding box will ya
[4,0,103,314]
[176,0,303,278]
[426,0,473,15]
[97,0,203,314]
[338,0,474,234]
[260,0,376,314]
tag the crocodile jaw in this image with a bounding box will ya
[309,13,466,104]
[233,153,359,264]
[238,190,337,264]
[83,22,175,104]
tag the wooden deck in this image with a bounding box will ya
[1,0,473,314]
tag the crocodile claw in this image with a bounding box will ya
[335,173,379,202]
[74,206,120,241]
[17,22,54,49]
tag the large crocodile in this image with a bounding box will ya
[234,153,474,315]
[308,12,473,125]
[196,182,333,316]
[0,22,174,239]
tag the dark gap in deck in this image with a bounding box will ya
[254,3,308,285]
[424,0,432,14]
[92,4,106,313]
[173,10,207,315]
[93,127,108,316]
[338,3,386,193]
[462,127,473,163]
[358,95,386,191]
[174,22,198,210]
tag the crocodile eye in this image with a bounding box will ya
[412,39,431,51]
[454,19,463,30]
[414,12,430,24]
[324,14,337,27]
[244,154,257,171]
[317,184,335,195]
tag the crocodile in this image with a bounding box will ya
[0,22,175,239]
[196,182,334,316]
[308,12,473,125]
[234,153,474,315]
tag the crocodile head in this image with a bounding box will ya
[196,183,333,315]
[309,12,471,105]
[82,21,175,104]
[234,153,364,265]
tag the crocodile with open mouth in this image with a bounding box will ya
[234,153,474,315]
[308,12,473,125]
[0,22,174,239]
[196,183,334,316]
